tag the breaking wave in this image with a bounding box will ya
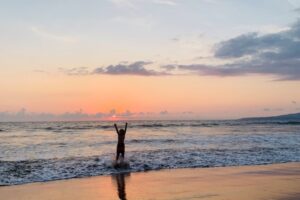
[1,146,299,185]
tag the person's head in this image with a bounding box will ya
[119,129,125,134]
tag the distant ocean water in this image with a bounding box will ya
[0,120,300,185]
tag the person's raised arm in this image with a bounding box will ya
[114,124,119,134]
[124,122,128,134]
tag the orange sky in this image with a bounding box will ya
[1,70,299,119]
[0,1,300,120]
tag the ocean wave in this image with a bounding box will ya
[239,120,300,126]
[1,120,300,133]
[37,121,300,132]
[40,123,221,132]
[42,125,112,132]
[1,146,299,186]
[128,139,178,144]
[276,121,300,125]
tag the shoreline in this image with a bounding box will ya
[0,162,299,199]
[0,161,298,187]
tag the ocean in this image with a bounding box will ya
[0,120,299,185]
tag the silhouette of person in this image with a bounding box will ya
[114,122,128,161]
[111,173,130,200]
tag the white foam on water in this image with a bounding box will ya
[112,158,130,169]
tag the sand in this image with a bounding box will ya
[0,162,299,200]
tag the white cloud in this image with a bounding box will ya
[30,27,78,43]
[109,0,178,8]
[152,0,178,6]
[111,16,155,29]
[109,0,137,9]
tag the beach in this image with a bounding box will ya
[1,0,300,199]
[0,162,299,200]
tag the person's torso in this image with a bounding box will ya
[118,133,125,144]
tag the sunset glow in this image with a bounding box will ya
[0,0,300,121]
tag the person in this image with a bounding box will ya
[114,122,128,161]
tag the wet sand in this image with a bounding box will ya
[0,162,299,200]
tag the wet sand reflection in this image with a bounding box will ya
[111,173,130,200]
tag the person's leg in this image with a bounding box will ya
[116,150,120,160]
[121,150,125,159]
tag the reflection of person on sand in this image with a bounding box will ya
[114,122,128,161]
[111,173,130,200]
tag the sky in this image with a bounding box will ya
[0,0,300,121]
